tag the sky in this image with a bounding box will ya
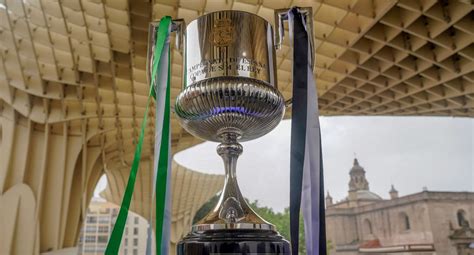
[173,116,474,212]
[96,116,474,212]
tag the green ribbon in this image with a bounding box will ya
[155,36,171,255]
[105,16,172,255]
[151,17,171,100]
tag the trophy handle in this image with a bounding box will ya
[147,18,186,86]
[274,7,314,107]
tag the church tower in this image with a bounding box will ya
[389,184,399,199]
[326,191,333,207]
[348,158,370,201]
[349,158,369,191]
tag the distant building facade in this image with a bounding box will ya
[326,159,474,255]
[78,199,150,255]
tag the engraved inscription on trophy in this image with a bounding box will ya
[188,58,267,83]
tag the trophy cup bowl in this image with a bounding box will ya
[175,77,285,142]
[175,10,286,143]
[173,10,290,255]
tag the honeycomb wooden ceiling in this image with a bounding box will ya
[0,0,473,163]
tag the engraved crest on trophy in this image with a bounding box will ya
[211,18,234,46]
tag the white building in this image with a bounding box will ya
[78,199,150,255]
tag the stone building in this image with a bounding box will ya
[326,159,474,255]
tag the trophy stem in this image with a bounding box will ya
[216,132,246,223]
[190,132,274,231]
[217,133,242,179]
[177,131,290,254]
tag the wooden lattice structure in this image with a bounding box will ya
[0,0,472,254]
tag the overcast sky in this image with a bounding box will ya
[95,116,473,212]
[173,117,474,212]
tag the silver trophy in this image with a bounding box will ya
[149,8,313,254]
[176,10,286,231]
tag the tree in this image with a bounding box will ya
[245,200,304,254]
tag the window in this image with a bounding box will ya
[86,216,97,223]
[133,249,138,255]
[85,225,97,233]
[134,216,139,224]
[84,246,96,252]
[133,227,138,235]
[98,215,109,223]
[404,215,410,230]
[125,238,128,246]
[124,249,128,255]
[457,209,470,227]
[97,236,108,243]
[125,227,128,235]
[363,219,373,235]
[98,226,108,233]
[96,245,106,252]
[133,238,138,246]
[85,235,96,243]
[400,212,410,231]
[112,208,118,217]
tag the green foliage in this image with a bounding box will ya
[247,200,306,254]
[193,197,332,255]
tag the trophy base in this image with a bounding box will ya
[177,229,290,255]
